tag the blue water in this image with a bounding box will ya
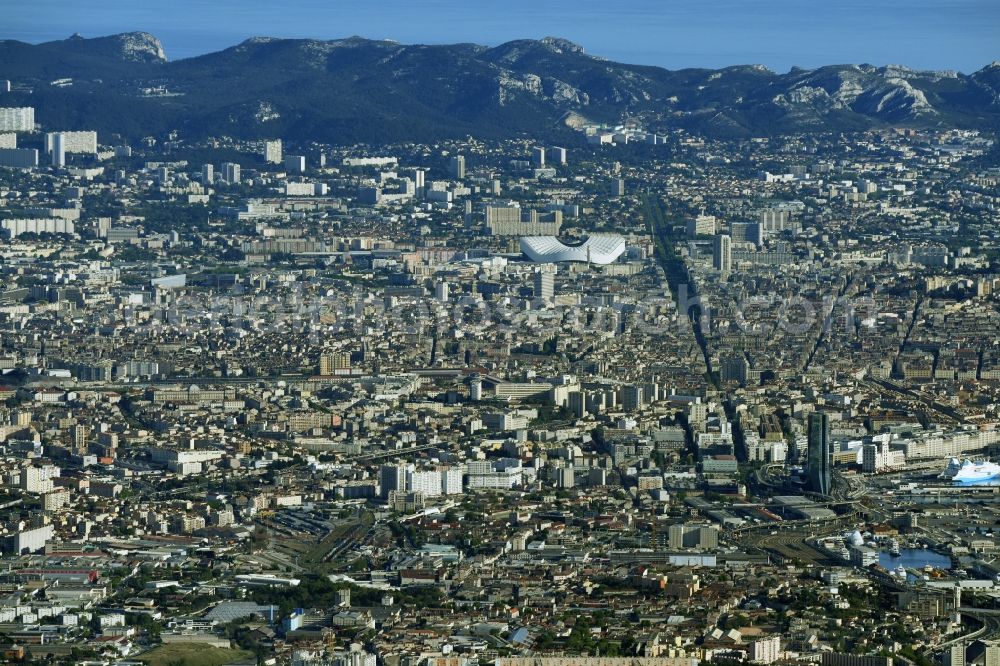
[879,548,952,572]
[5,0,999,72]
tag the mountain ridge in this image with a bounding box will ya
[1,31,998,143]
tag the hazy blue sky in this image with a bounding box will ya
[5,0,999,72]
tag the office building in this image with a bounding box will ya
[807,412,832,495]
[0,107,34,132]
[222,162,241,184]
[285,154,306,173]
[533,268,554,302]
[450,155,465,179]
[264,139,282,164]
[50,134,65,168]
[713,234,732,275]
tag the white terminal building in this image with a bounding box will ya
[520,235,627,264]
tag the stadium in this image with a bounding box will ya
[519,235,627,264]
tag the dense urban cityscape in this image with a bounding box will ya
[1,19,1000,666]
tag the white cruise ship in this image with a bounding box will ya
[941,458,1000,485]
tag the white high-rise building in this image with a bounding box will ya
[201,164,214,185]
[441,468,463,495]
[50,133,65,168]
[2,218,74,238]
[264,139,282,164]
[533,267,554,302]
[379,464,406,499]
[748,637,781,664]
[435,281,449,302]
[686,214,717,238]
[531,146,545,167]
[407,469,442,497]
[557,467,575,488]
[713,234,732,275]
[222,162,241,184]
[45,131,97,154]
[0,107,34,132]
[759,208,792,232]
[862,440,905,474]
[411,168,425,196]
[0,133,15,149]
[450,155,465,179]
[943,643,965,666]
[983,642,1000,666]
[20,464,60,493]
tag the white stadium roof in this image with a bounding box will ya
[520,235,626,264]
